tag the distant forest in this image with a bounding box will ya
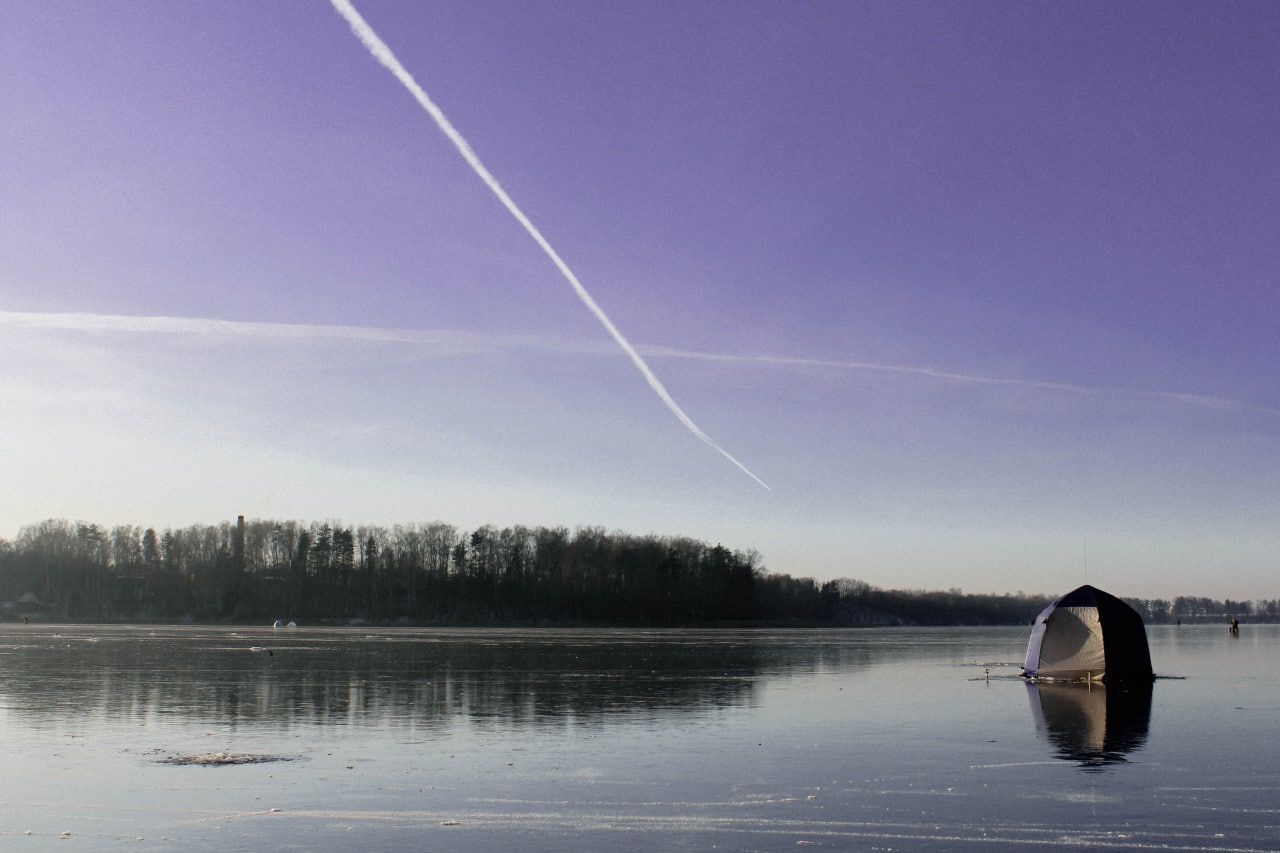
[0,517,1272,626]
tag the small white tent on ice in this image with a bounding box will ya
[1022,585,1154,682]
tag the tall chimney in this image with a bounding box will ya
[233,515,246,571]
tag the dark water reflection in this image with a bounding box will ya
[4,624,1280,851]
[0,630,749,730]
[0,626,945,731]
[1026,680,1153,770]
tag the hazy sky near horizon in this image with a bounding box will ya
[3,1,1278,599]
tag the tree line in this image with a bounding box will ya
[0,517,765,624]
[1123,595,1280,624]
[0,517,1271,625]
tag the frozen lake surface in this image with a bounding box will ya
[0,624,1276,850]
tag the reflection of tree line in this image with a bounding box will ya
[0,632,781,728]
[0,627,965,728]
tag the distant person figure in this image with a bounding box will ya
[23,616,29,625]
[1230,618,1240,635]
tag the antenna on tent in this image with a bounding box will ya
[1083,536,1088,585]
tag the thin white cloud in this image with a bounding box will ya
[0,309,548,350]
[2,309,1272,417]
[639,344,1269,415]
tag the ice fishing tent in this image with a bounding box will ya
[1022,585,1153,681]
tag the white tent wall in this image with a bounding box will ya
[1035,606,1106,677]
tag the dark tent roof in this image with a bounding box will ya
[1023,584,1154,681]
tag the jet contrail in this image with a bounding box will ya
[327,0,770,490]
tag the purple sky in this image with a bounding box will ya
[2,1,1277,598]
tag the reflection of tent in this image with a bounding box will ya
[1026,680,1153,770]
[1022,585,1153,681]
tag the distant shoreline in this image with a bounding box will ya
[5,615,1275,630]
[4,516,1273,628]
